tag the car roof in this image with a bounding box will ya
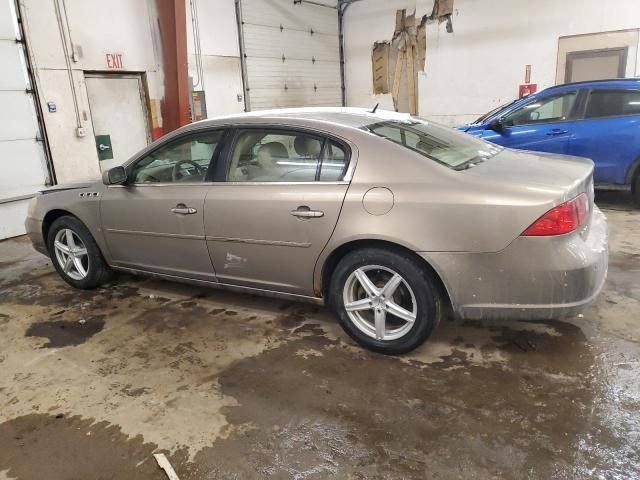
[545,78,640,92]
[187,107,414,131]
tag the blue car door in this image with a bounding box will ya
[481,90,579,155]
[567,88,640,185]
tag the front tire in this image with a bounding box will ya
[329,248,441,354]
[47,215,111,289]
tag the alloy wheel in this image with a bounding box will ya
[53,228,89,281]
[343,265,417,341]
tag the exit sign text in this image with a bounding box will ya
[106,53,124,69]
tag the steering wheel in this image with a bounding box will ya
[172,160,204,182]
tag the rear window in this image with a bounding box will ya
[364,119,502,169]
[585,90,640,118]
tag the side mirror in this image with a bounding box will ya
[487,117,506,132]
[102,166,127,185]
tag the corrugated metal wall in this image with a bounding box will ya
[239,0,341,110]
[0,0,49,239]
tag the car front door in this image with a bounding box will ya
[203,128,352,296]
[567,88,640,184]
[100,130,225,280]
[482,90,579,155]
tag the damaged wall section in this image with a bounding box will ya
[368,3,447,114]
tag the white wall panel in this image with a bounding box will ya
[345,0,640,125]
[188,54,245,117]
[0,139,47,197]
[0,0,48,239]
[0,42,29,91]
[240,0,341,110]
[186,0,240,58]
[0,0,16,39]
[0,200,32,239]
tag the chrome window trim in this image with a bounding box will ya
[108,181,350,188]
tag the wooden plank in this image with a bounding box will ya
[391,49,405,112]
[406,46,416,115]
[154,453,181,480]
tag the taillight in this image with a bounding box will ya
[521,193,589,236]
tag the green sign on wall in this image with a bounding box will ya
[95,134,113,161]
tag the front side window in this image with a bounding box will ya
[227,130,337,182]
[130,131,223,184]
[504,91,577,126]
[366,119,501,169]
[585,90,640,118]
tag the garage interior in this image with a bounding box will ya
[1,0,639,479]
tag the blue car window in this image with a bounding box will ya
[504,91,577,126]
[585,90,640,118]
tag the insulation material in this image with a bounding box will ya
[428,0,454,32]
[372,42,390,94]
[429,0,454,19]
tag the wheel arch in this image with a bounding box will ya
[319,239,453,314]
[624,155,640,187]
[42,209,77,247]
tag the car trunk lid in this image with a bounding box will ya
[462,148,595,239]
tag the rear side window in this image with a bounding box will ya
[585,90,640,119]
[366,119,501,169]
[319,141,348,181]
[226,129,350,182]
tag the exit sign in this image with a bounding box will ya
[106,53,124,69]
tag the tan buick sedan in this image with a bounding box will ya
[26,108,608,354]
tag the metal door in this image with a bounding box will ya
[237,0,341,110]
[101,185,215,281]
[85,74,151,171]
[100,130,225,281]
[482,90,578,155]
[204,183,348,295]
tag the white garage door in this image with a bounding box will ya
[0,0,49,239]
[239,0,341,110]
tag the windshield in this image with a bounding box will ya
[364,118,502,169]
[473,98,520,124]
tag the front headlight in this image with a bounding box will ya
[27,193,40,217]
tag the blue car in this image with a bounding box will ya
[457,79,640,204]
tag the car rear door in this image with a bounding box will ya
[203,127,352,296]
[100,130,225,280]
[482,90,579,155]
[567,87,640,184]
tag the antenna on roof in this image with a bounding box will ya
[371,103,379,114]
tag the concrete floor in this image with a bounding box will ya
[0,192,638,480]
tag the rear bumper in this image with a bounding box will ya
[25,216,48,256]
[420,206,608,320]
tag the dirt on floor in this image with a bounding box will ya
[0,192,639,480]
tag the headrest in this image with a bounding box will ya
[257,142,288,160]
[294,136,321,157]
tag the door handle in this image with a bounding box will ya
[290,206,324,218]
[171,203,197,215]
[546,129,568,136]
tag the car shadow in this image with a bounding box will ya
[595,189,637,211]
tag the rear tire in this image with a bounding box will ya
[47,215,111,289]
[632,172,640,207]
[329,248,441,354]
